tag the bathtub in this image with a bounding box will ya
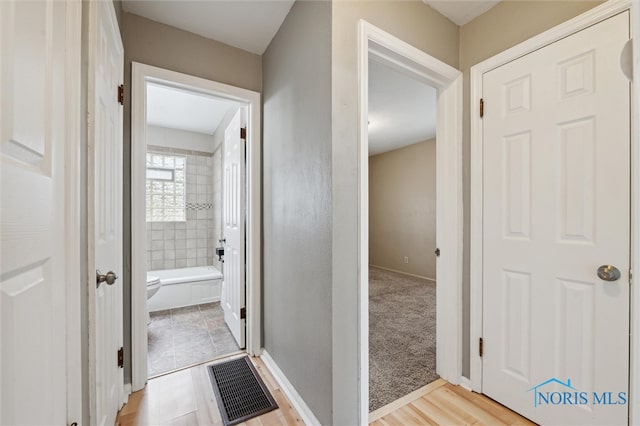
[147,265,223,312]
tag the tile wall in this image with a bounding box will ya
[212,148,223,271]
[146,146,218,271]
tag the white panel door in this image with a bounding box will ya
[221,109,246,348]
[482,12,630,425]
[88,1,124,425]
[0,0,74,424]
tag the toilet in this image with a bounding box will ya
[147,275,162,324]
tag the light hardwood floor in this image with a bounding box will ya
[117,358,534,426]
[116,354,304,426]
[369,379,536,426]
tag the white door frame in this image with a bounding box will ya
[65,0,83,423]
[357,21,463,422]
[470,0,638,422]
[130,63,262,391]
[87,0,125,421]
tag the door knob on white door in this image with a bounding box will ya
[96,270,118,287]
[597,265,621,282]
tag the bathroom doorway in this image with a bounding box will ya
[130,63,262,389]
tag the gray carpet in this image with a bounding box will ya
[369,267,438,412]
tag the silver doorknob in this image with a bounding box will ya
[597,265,621,282]
[96,270,118,287]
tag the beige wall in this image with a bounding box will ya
[331,2,459,422]
[458,0,604,378]
[121,13,261,92]
[120,12,262,384]
[369,140,436,279]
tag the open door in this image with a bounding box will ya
[0,1,79,423]
[88,1,125,425]
[221,108,246,349]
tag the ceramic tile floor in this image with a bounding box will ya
[147,302,240,377]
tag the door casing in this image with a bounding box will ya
[469,0,639,423]
[87,0,125,423]
[130,63,262,391]
[356,20,464,424]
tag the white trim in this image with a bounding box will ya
[369,264,436,282]
[64,1,82,423]
[458,376,472,392]
[630,3,640,424]
[131,63,262,391]
[87,0,125,422]
[260,351,320,426]
[469,0,635,413]
[123,383,132,406]
[357,20,463,425]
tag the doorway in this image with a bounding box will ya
[130,63,262,391]
[367,57,439,411]
[142,83,246,377]
[356,21,463,423]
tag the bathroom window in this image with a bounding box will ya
[146,152,186,222]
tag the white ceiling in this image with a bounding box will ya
[422,0,501,25]
[368,59,437,157]
[122,0,295,54]
[146,83,239,134]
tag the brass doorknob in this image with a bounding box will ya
[597,265,621,282]
[96,270,118,287]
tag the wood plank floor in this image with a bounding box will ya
[369,379,536,426]
[117,354,304,426]
[117,357,534,426]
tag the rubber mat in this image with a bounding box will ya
[208,356,278,425]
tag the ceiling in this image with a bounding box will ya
[422,0,501,25]
[146,83,240,134]
[368,59,437,157]
[122,0,295,54]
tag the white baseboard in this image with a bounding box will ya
[369,264,436,282]
[122,383,132,407]
[260,350,320,426]
[458,376,472,391]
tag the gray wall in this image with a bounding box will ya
[458,0,604,379]
[369,140,437,279]
[113,0,122,29]
[120,11,262,383]
[331,2,459,423]
[262,1,333,424]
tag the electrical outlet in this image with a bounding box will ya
[403,256,409,264]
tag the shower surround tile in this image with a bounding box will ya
[146,148,218,271]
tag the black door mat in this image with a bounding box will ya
[208,356,278,425]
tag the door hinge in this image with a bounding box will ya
[117,347,124,368]
[240,307,246,319]
[479,98,484,118]
[630,269,633,285]
[240,127,247,140]
[479,337,484,357]
[118,84,124,105]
